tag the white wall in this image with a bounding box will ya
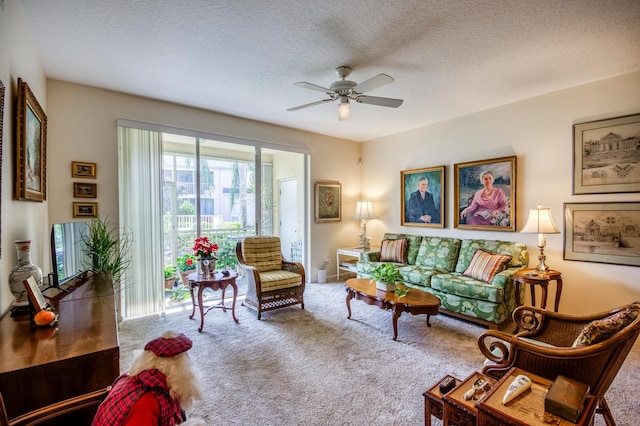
[0,0,49,314]
[362,71,640,314]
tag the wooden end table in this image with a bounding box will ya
[442,371,496,426]
[344,278,440,341]
[514,268,563,311]
[424,375,461,426]
[187,271,239,332]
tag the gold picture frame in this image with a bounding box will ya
[15,78,47,201]
[454,156,516,231]
[71,161,97,179]
[73,202,98,218]
[73,182,97,198]
[400,166,445,228]
[315,181,341,223]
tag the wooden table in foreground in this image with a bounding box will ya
[344,278,440,341]
[188,271,239,332]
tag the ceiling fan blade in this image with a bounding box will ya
[287,98,334,111]
[294,82,334,94]
[352,74,394,94]
[356,95,403,108]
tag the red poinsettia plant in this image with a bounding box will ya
[193,236,219,258]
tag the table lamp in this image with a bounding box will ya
[353,201,376,249]
[521,205,560,273]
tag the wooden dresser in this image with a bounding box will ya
[0,273,119,422]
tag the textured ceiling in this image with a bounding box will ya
[19,0,640,142]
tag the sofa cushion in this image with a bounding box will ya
[463,249,512,282]
[382,233,423,265]
[415,237,461,271]
[430,272,505,303]
[379,238,408,263]
[259,270,304,291]
[455,239,528,273]
[572,308,639,347]
[241,236,282,272]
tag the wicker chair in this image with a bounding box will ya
[0,387,110,426]
[236,236,305,319]
[478,302,640,426]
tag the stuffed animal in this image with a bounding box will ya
[92,331,203,426]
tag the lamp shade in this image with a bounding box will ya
[353,201,376,220]
[338,97,351,121]
[521,206,560,234]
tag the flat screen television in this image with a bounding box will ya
[50,221,92,288]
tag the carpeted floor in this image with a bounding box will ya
[119,282,640,425]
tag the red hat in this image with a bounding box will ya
[144,332,193,357]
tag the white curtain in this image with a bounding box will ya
[118,127,164,318]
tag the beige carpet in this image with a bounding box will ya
[118,282,640,425]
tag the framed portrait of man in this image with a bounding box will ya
[401,166,445,228]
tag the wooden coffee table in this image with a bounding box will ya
[345,278,441,340]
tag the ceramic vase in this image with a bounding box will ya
[8,240,43,307]
[198,257,217,277]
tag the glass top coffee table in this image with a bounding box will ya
[344,278,441,340]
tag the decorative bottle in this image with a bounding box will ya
[8,240,43,307]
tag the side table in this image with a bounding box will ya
[514,268,563,311]
[423,374,460,426]
[187,271,239,332]
[442,371,496,426]
[336,247,379,280]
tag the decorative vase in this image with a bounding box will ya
[375,280,396,292]
[8,240,43,307]
[198,257,218,277]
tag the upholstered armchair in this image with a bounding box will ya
[478,302,640,425]
[236,236,305,319]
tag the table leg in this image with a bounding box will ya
[346,289,353,319]
[392,306,402,341]
[529,283,537,307]
[197,285,206,332]
[220,287,227,312]
[554,278,563,312]
[188,283,197,320]
[540,284,548,310]
[514,281,522,307]
[426,314,432,327]
[230,280,239,323]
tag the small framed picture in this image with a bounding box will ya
[73,182,97,198]
[315,181,341,223]
[73,202,98,218]
[23,276,49,312]
[400,166,445,228]
[71,161,97,179]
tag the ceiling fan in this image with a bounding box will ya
[287,66,403,121]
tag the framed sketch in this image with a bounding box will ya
[72,161,97,178]
[315,181,341,223]
[401,166,445,228]
[15,78,47,201]
[563,202,640,267]
[573,113,640,194]
[73,202,98,218]
[23,276,49,312]
[454,156,516,231]
[73,182,97,198]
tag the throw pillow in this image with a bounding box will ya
[379,238,408,264]
[462,249,512,283]
[572,308,639,347]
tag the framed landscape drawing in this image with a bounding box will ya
[401,166,445,228]
[73,182,97,198]
[71,161,97,178]
[15,78,47,201]
[573,113,640,194]
[315,181,341,223]
[454,156,516,231]
[563,202,640,267]
[73,202,98,218]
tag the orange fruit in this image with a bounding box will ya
[34,310,56,326]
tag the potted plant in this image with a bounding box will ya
[164,265,177,289]
[176,253,197,286]
[370,263,403,292]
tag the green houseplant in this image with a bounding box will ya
[176,253,197,286]
[370,263,403,292]
[164,265,177,289]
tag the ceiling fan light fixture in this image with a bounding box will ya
[338,96,350,121]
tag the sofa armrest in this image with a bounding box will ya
[363,251,380,262]
[488,268,518,288]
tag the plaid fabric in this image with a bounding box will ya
[92,369,183,426]
[379,238,408,264]
[462,249,512,283]
[242,236,282,272]
[144,333,192,357]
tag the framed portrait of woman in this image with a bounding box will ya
[454,156,516,231]
[401,166,445,228]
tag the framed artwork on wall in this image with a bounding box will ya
[0,78,4,257]
[563,202,640,267]
[71,161,97,179]
[573,113,640,194]
[454,156,516,231]
[400,166,445,228]
[15,78,47,202]
[73,182,97,198]
[315,181,341,223]
[73,202,98,218]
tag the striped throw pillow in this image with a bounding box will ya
[379,239,408,264]
[463,249,512,282]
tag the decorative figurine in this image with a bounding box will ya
[502,374,532,405]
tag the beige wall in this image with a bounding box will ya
[362,71,640,314]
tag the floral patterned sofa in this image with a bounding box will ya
[356,233,529,329]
